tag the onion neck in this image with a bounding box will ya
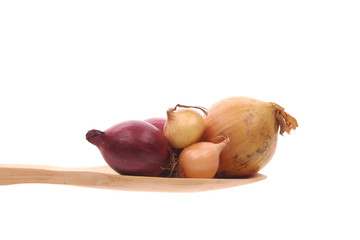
[166,108,175,120]
[271,102,298,135]
[86,129,105,146]
[217,140,229,152]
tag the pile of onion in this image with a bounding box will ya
[86,96,298,179]
[201,96,298,177]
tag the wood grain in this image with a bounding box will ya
[0,164,266,192]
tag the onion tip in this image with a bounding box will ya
[86,129,105,144]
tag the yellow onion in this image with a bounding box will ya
[201,96,298,178]
[164,104,207,149]
[178,134,230,178]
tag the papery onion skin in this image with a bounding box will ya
[178,137,229,178]
[164,108,206,149]
[86,120,171,177]
[201,97,298,178]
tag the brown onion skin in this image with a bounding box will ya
[201,97,280,178]
[86,120,171,177]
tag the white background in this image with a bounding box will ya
[1,1,359,239]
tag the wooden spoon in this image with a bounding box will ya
[0,164,266,192]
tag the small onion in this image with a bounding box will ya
[178,134,230,178]
[201,97,298,178]
[164,104,207,149]
[86,120,171,177]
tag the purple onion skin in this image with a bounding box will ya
[86,120,171,177]
[144,118,166,132]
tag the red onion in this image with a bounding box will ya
[86,120,171,177]
[144,118,166,132]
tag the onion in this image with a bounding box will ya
[144,118,166,132]
[178,134,230,178]
[86,120,171,177]
[201,97,298,177]
[163,104,208,149]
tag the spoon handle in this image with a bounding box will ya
[0,164,106,187]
